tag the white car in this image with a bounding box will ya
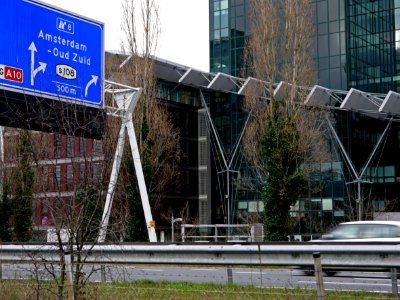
[303,221,400,276]
[317,220,400,242]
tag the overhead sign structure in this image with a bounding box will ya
[0,0,104,106]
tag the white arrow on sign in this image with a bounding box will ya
[85,75,98,97]
[28,42,46,86]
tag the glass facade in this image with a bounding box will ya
[209,0,263,225]
[210,0,248,76]
[313,0,347,89]
[209,0,400,236]
[210,0,400,92]
[308,0,400,235]
[201,91,251,224]
[347,0,398,92]
[152,79,217,228]
[312,0,400,93]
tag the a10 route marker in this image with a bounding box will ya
[0,65,23,83]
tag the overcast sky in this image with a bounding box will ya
[41,0,210,71]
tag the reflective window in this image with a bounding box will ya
[221,9,229,28]
[221,0,228,10]
[329,33,340,56]
[317,1,328,23]
[347,0,397,92]
[214,11,220,28]
[318,35,329,57]
[328,0,339,21]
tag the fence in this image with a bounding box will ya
[180,224,264,242]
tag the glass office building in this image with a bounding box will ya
[210,0,400,91]
[209,0,400,235]
[312,0,400,230]
[347,0,399,92]
[316,0,400,92]
[210,0,249,76]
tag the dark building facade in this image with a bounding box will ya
[154,62,251,226]
[209,0,400,236]
[312,0,400,231]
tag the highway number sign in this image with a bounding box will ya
[0,65,23,83]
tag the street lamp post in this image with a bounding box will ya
[171,216,183,242]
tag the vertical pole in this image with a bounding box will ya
[313,252,325,300]
[171,216,175,243]
[357,181,362,221]
[391,268,398,294]
[100,265,106,282]
[160,230,165,242]
[181,225,185,242]
[227,266,233,284]
[64,252,74,300]
[227,171,230,226]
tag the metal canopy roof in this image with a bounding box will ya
[340,88,381,112]
[305,85,336,106]
[207,72,243,92]
[238,77,267,96]
[273,81,289,102]
[179,68,212,87]
[379,91,400,115]
[154,58,187,83]
[109,52,400,120]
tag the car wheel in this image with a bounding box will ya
[303,268,314,276]
[325,271,337,277]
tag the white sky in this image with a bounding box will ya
[40,0,210,71]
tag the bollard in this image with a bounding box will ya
[390,267,398,294]
[227,267,233,284]
[313,252,325,300]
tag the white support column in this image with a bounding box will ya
[98,87,157,243]
[97,122,127,243]
[126,115,157,242]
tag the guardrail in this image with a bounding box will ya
[1,242,400,295]
[0,242,400,267]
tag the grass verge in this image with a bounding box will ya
[0,279,398,299]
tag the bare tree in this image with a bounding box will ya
[242,0,331,241]
[0,90,125,298]
[111,0,181,241]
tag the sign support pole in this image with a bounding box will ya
[98,86,157,243]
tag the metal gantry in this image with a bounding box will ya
[98,80,157,243]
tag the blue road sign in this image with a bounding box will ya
[0,0,104,106]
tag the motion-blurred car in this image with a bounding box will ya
[302,221,400,276]
[317,220,400,242]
